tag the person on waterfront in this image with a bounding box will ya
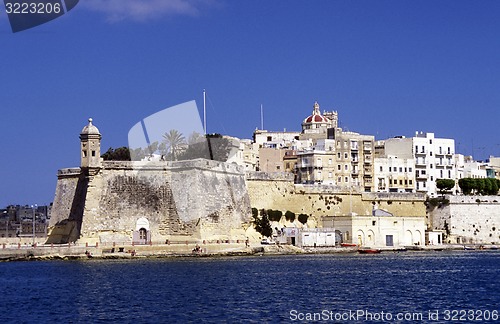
[245,238,249,248]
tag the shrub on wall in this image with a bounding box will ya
[298,213,308,224]
[267,209,283,222]
[285,211,296,222]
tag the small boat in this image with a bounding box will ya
[358,248,381,254]
[464,246,476,250]
[340,243,358,247]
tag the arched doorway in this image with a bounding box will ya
[356,230,365,246]
[366,230,375,246]
[414,230,422,245]
[133,217,150,244]
[405,230,413,246]
[335,230,343,245]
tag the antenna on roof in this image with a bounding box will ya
[260,104,264,130]
[203,89,207,135]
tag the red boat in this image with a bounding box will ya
[340,243,358,247]
[358,248,382,254]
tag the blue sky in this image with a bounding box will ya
[1,0,500,206]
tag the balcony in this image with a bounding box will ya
[415,150,427,156]
[415,160,426,167]
[416,173,427,179]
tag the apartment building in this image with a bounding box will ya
[384,132,456,197]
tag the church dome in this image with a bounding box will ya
[304,114,329,123]
[303,101,329,124]
[81,118,100,135]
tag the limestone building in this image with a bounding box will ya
[47,119,251,245]
[383,132,456,197]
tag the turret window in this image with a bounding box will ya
[92,151,96,157]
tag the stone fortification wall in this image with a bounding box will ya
[47,168,87,244]
[48,159,251,244]
[246,174,426,227]
[429,195,500,244]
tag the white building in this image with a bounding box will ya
[384,132,456,197]
[374,155,415,193]
[323,212,425,248]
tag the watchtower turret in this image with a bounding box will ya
[80,118,102,171]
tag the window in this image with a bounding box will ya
[328,172,332,178]
[415,145,418,152]
[82,150,87,158]
[389,167,392,172]
[399,180,403,185]
[345,177,349,183]
[380,166,383,172]
[344,152,348,159]
[404,167,407,172]
[337,152,341,159]
[430,152,433,156]
[389,179,392,185]
[267,136,272,141]
[409,167,412,172]
[338,165,341,171]
[372,221,376,226]
[338,177,342,183]
[328,159,332,165]
[399,167,402,172]
[430,176,433,181]
[421,146,425,153]
[276,165,281,170]
[91,150,96,157]
[386,235,394,246]
[409,180,413,185]
[345,164,348,170]
[430,139,433,144]
[448,170,451,178]
[440,170,443,178]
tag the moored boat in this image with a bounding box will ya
[358,248,382,254]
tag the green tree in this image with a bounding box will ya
[474,178,485,195]
[436,179,455,195]
[253,209,273,238]
[162,129,186,161]
[101,147,131,161]
[458,178,473,195]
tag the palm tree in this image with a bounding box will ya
[162,129,186,161]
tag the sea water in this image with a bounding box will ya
[0,251,498,323]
